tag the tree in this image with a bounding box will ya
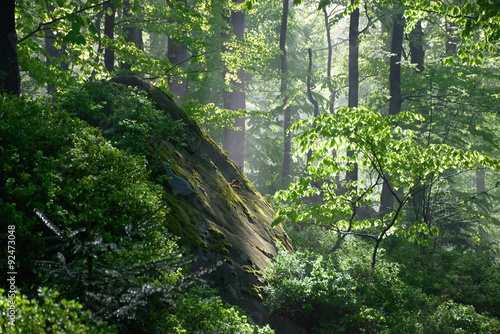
[380,9,405,212]
[223,0,246,171]
[0,0,20,95]
[345,0,359,188]
[167,0,188,99]
[280,0,291,186]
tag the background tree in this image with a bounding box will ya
[223,0,246,170]
[0,0,20,95]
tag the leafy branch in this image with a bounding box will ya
[18,1,111,43]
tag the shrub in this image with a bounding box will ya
[0,288,114,333]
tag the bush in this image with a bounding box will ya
[265,240,430,333]
[163,287,274,334]
[424,301,500,334]
[0,93,185,331]
[0,288,114,333]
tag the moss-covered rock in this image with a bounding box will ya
[96,76,293,327]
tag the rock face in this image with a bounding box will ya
[111,76,293,327]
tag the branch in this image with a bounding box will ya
[18,1,111,44]
[339,231,378,240]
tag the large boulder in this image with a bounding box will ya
[111,76,293,327]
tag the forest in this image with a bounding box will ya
[1,0,500,333]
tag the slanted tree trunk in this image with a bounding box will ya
[380,11,404,213]
[0,0,20,95]
[223,0,246,171]
[280,0,291,186]
[346,0,359,187]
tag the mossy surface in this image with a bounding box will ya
[106,76,293,328]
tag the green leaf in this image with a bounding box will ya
[450,6,460,16]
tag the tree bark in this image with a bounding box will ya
[280,0,291,186]
[346,0,359,186]
[0,0,20,95]
[380,11,405,212]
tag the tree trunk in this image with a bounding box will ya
[323,6,334,114]
[45,4,68,94]
[346,0,359,186]
[476,168,486,194]
[121,0,143,71]
[306,48,319,164]
[280,0,291,186]
[168,0,188,100]
[103,1,115,72]
[222,0,246,171]
[168,36,189,98]
[0,0,20,95]
[409,20,424,72]
[380,11,405,212]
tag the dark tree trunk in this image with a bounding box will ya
[121,0,143,71]
[103,2,116,72]
[168,37,188,98]
[0,0,20,95]
[280,0,291,186]
[346,0,359,186]
[446,21,458,54]
[380,11,405,212]
[168,0,188,99]
[409,20,424,72]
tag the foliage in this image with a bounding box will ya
[265,240,431,333]
[401,0,500,62]
[384,235,500,319]
[265,240,500,333]
[58,81,186,170]
[165,287,275,334]
[0,89,276,332]
[0,287,114,333]
[274,106,500,264]
[0,92,183,331]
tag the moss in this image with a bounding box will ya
[204,226,231,255]
[164,193,201,250]
[207,226,226,240]
[257,246,274,258]
[242,285,264,301]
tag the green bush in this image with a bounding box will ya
[0,288,114,333]
[425,301,500,334]
[265,237,500,333]
[58,82,185,170]
[0,93,185,331]
[163,287,274,334]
